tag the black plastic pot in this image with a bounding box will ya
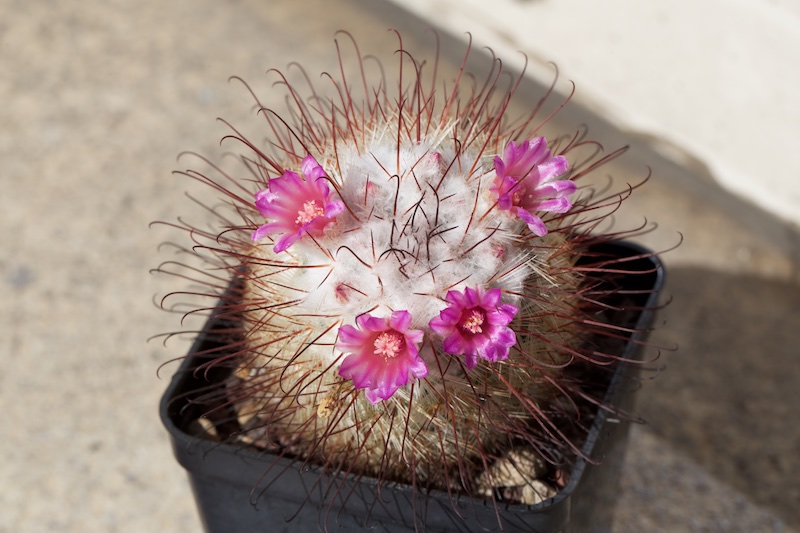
[160,241,664,532]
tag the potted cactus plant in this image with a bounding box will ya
[157,33,664,532]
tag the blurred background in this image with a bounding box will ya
[2,0,798,531]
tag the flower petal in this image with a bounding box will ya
[442,334,465,355]
[482,287,502,307]
[389,310,412,332]
[537,156,569,182]
[515,208,548,236]
[325,200,346,218]
[273,232,299,253]
[463,352,479,370]
[408,357,429,379]
[534,197,573,215]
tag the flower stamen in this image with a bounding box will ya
[511,188,525,207]
[373,331,404,359]
[460,309,485,335]
[295,200,325,225]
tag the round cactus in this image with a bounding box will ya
[157,32,656,516]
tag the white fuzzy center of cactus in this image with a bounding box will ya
[328,143,521,311]
[253,136,541,368]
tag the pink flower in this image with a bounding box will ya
[429,287,518,370]
[337,311,427,404]
[252,155,345,252]
[490,138,575,236]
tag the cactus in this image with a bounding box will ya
[157,32,656,516]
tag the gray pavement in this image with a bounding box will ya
[2,0,798,531]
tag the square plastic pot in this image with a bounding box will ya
[160,241,664,532]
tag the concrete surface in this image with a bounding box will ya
[1,0,798,531]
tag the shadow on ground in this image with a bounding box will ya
[637,266,800,529]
